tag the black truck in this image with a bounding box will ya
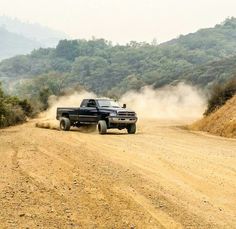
[56,98,138,134]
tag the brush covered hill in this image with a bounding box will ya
[191,95,236,138]
[1,18,236,98]
[180,55,236,87]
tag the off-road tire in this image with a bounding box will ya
[98,120,107,134]
[127,123,136,134]
[60,117,71,131]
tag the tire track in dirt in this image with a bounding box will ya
[0,142,79,228]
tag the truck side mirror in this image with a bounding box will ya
[123,104,126,108]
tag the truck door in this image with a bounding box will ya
[79,99,98,123]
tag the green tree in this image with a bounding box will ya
[56,40,79,61]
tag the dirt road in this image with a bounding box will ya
[0,119,235,228]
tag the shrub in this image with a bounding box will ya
[205,77,236,115]
[0,82,33,128]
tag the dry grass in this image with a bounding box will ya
[190,95,236,138]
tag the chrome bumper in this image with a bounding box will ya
[108,116,137,124]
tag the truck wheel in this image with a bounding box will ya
[60,117,71,131]
[98,120,107,134]
[127,123,136,134]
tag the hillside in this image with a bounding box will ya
[163,17,236,58]
[1,18,236,98]
[0,27,41,60]
[190,95,236,138]
[181,55,236,87]
[0,16,67,47]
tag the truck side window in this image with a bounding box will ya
[87,99,96,107]
[81,100,88,107]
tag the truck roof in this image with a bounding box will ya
[84,98,114,101]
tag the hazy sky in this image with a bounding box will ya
[0,0,236,44]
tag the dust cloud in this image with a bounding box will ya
[36,90,96,129]
[44,90,96,119]
[36,82,206,129]
[120,83,206,121]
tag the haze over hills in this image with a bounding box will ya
[0,16,68,60]
[0,26,41,60]
[1,17,236,99]
[0,16,67,46]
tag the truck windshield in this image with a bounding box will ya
[98,100,120,108]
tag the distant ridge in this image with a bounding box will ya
[0,26,41,60]
[0,16,68,47]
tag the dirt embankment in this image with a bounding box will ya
[190,95,236,138]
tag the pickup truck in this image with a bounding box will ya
[56,98,138,134]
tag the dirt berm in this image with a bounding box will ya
[0,119,236,228]
[190,95,236,138]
